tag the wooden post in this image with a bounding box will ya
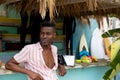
[0,32,2,51]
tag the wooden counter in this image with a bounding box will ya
[0,61,110,80]
[0,51,112,80]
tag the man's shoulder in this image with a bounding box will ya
[24,43,39,49]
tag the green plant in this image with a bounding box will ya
[102,28,120,80]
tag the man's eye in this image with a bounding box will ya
[40,33,43,34]
[40,33,44,35]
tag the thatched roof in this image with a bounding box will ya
[1,0,56,21]
[0,0,20,4]
[57,0,120,17]
[1,0,120,20]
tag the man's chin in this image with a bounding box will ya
[41,42,50,46]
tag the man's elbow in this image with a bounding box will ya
[5,57,19,70]
[5,61,12,70]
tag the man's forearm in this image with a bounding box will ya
[5,62,31,75]
[5,62,43,80]
[58,64,63,68]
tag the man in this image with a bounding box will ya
[5,21,66,80]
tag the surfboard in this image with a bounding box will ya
[91,28,106,59]
[79,33,89,59]
[79,34,89,53]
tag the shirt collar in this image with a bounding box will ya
[37,42,42,49]
[37,42,53,50]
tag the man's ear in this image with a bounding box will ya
[53,32,56,38]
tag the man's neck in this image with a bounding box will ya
[41,44,51,50]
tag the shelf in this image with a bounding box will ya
[2,34,30,43]
[0,17,21,27]
[55,22,63,29]
[0,17,63,29]
[2,34,65,43]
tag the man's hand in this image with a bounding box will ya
[28,71,43,80]
[58,64,66,76]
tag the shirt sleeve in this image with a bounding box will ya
[14,45,29,63]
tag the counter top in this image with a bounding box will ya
[66,59,110,69]
[0,59,110,75]
[0,65,14,75]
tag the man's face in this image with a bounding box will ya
[40,27,56,46]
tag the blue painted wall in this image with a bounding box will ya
[0,66,109,80]
[0,26,18,34]
[7,7,20,18]
[0,4,20,18]
[73,18,98,59]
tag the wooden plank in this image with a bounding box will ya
[2,34,30,43]
[2,34,65,43]
[55,22,63,29]
[57,0,85,6]
[0,17,21,27]
[0,17,63,29]
[3,0,20,4]
[57,0,120,9]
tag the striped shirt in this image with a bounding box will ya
[14,42,58,80]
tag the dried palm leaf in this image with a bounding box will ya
[95,15,103,29]
[80,16,91,26]
[39,0,47,19]
[6,0,57,20]
[86,0,97,11]
[47,0,57,21]
[36,0,57,20]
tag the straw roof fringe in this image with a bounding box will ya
[3,0,56,21]
[56,0,120,27]
[57,0,120,17]
[1,0,120,24]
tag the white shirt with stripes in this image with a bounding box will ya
[14,42,58,80]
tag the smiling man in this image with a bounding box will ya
[5,21,66,80]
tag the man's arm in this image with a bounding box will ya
[58,64,66,76]
[5,57,43,80]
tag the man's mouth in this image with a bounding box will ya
[41,39,49,43]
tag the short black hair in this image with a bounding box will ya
[41,21,56,29]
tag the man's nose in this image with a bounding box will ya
[43,34,47,38]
